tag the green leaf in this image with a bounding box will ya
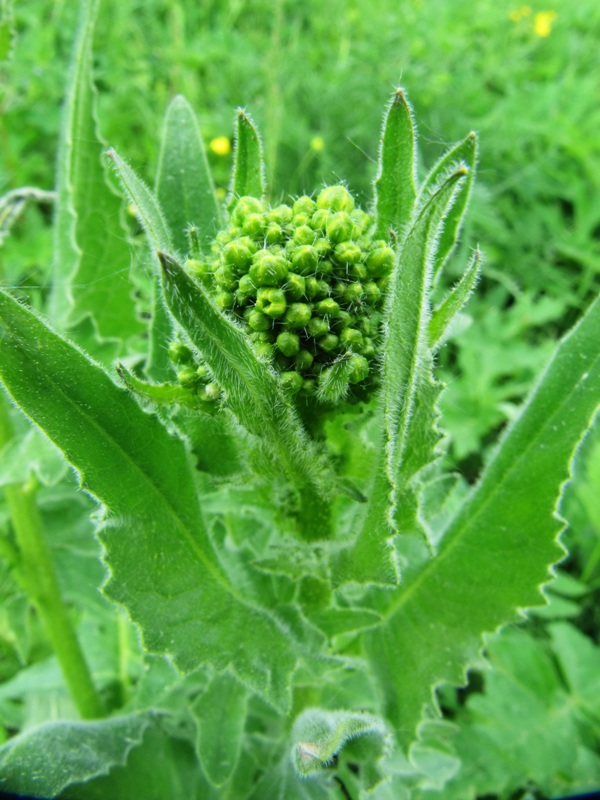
[0,289,295,711]
[0,713,151,798]
[291,708,386,778]
[228,109,266,204]
[0,0,14,61]
[374,88,417,241]
[419,132,478,281]
[158,252,337,501]
[49,0,142,342]
[106,147,174,380]
[191,672,247,788]
[115,362,205,409]
[155,95,222,254]
[428,248,482,349]
[365,295,600,747]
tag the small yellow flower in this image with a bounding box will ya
[533,10,557,37]
[209,136,232,157]
[310,136,325,153]
[509,5,532,22]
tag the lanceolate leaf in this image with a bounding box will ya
[0,289,295,710]
[419,132,478,281]
[49,0,141,341]
[0,713,151,798]
[374,88,417,241]
[428,248,482,349]
[155,95,222,254]
[365,295,600,746]
[107,147,174,380]
[158,252,337,501]
[228,109,266,204]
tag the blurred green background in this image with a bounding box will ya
[1,0,599,471]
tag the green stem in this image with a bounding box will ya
[0,395,104,719]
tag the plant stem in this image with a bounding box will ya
[0,395,104,719]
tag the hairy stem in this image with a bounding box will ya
[0,395,104,719]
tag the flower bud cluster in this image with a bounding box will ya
[184,185,395,403]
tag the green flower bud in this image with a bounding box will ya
[268,204,293,226]
[348,354,369,384]
[305,277,329,299]
[301,378,317,395]
[168,341,193,364]
[318,333,340,352]
[214,264,238,290]
[363,281,382,304]
[186,258,212,285]
[292,213,311,227]
[254,341,274,360]
[315,298,341,318]
[285,302,312,328]
[238,273,257,296]
[334,241,362,265]
[366,246,395,277]
[203,382,221,401]
[307,317,329,338]
[281,371,304,393]
[293,225,317,246]
[222,241,253,271]
[326,211,354,243]
[284,272,306,301]
[232,196,265,224]
[242,212,266,238]
[265,223,284,244]
[291,245,319,276]
[313,237,331,256]
[248,309,272,331]
[333,310,353,330]
[255,287,287,318]
[343,282,364,303]
[311,209,330,233]
[358,316,375,335]
[277,331,300,356]
[316,185,354,212]
[351,209,373,234]
[315,259,334,277]
[348,262,368,280]
[293,196,316,217]
[360,337,376,358]
[216,291,235,309]
[177,367,198,388]
[196,364,209,380]
[340,327,364,348]
[249,251,289,286]
[295,349,314,371]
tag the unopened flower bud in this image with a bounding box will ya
[285,302,312,328]
[295,349,314,371]
[291,245,319,276]
[326,211,354,243]
[293,225,317,246]
[247,309,272,331]
[284,273,306,301]
[318,333,339,352]
[255,287,287,318]
[242,213,266,238]
[268,204,293,226]
[316,185,354,212]
[315,298,340,318]
[366,246,395,277]
[277,331,300,356]
[168,341,193,364]
[281,371,304,393]
[307,317,329,338]
[293,196,316,217]
[232,196,265,225]
[249,252,289,286]
[348,354,369,384]
[222,241,253,271]
[340,327,364,348]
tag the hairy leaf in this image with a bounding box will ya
[156,95,222,254]
[374,88,417,241]
[49,0,141,342]
[428,248,482,349]
[0,713,151,798]
[229,109,266,204]
[0,290,295,710]
[365,295,600,746]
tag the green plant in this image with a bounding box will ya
[0,1,599,798]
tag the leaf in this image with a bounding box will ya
[428,248,482,349]
[0,0,14,61]
[49,0,142,342]
[0,289,296,711]
[228,109,266,204]
[158,251,337,502]
[374,88,417,241]
[191,672,248,788]
[365,295,600,747]
[155,95,222,254]
[291,708,387,779]
[419,132,478,281]
[0,713,151,798]
[116,362,205,409]
[332,169,466,587]
[106,147,174,380]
